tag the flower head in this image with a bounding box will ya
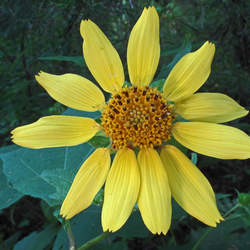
[11,6,250,234]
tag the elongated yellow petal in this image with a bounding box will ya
[81,20,124,94]
[102,148,140,232]
[163,41,215,102]
[35,72,105,112]
[60,148,110,219]
[127,6,160,87]
[175,93,248,123]
[11,116,100,149]
[172,122,250,159]
[137,148,171,235]
[161,145,223,226]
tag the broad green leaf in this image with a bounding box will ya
[63,108,101,119]
[40,168,80,202]
[14,223,60,250]
[53,205,103,250]
[0,109,100,207]
[0,145,23,210]
[115,210,149,238]
[0,144,93,207]
[171,199,186,221]
[38,56,85,67]
[53,205,150,250]
[0,163,23,210]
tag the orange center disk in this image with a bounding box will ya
[101,86,175,149]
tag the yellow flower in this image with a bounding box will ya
[11,6,250,234]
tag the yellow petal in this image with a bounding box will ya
[60,148,110,219]
[81,20,124,94]
[137,148,171,235]
[127,6,160,87]
[102,148,140,232]
[172,122,250,159]
[161,145,223,227]
[11,115,100,149]
[163,41,215,102]
[35,72,105,112]
[175,93,248,123]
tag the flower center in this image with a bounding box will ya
[101,86,175,149]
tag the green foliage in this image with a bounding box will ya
[150,79,165,92]
[0,146,23,210]
[38,56,85,67]
[0,163,23,210]
[88,136,110,148]
[14,224,60,250]
[157,39,192,80]
[162,219,250,250]
[0,143,93,207]
[238,193,250,207]
[53,205,149,250]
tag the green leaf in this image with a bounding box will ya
[93,188,104,206]
[166,40,192,71]
[0,109,99,207]
[168,137,188,155]
[38,56,85,67]
[88,136,110,148]
[0,144,93,207]
[115,210,149,238]
[14,223,60,250]
[157,40,192,79]
[172,199,186,221]
[53,204,150,250]
[150,79,165,92]
[0,146,23,210]
[0,232,22,250]
[63,108,101,119]
[53,205,103,250]
[238,193,250,207]
[162,218,250,250]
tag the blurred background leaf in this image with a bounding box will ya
[0,142,93,207]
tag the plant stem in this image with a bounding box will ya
[223,203,240,218]
[192,227,212,250]
[78,232,109,250]
[64,220,76,250]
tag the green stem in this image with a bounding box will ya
[64,220,76,250]
[192,227,213,250]
[78,232,109,250]
[223,203,240,218]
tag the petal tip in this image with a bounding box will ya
[203,40,215,52]
[10,128,15,135]
[80,20,90,37]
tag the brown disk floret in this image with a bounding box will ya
[101,86,175,149]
